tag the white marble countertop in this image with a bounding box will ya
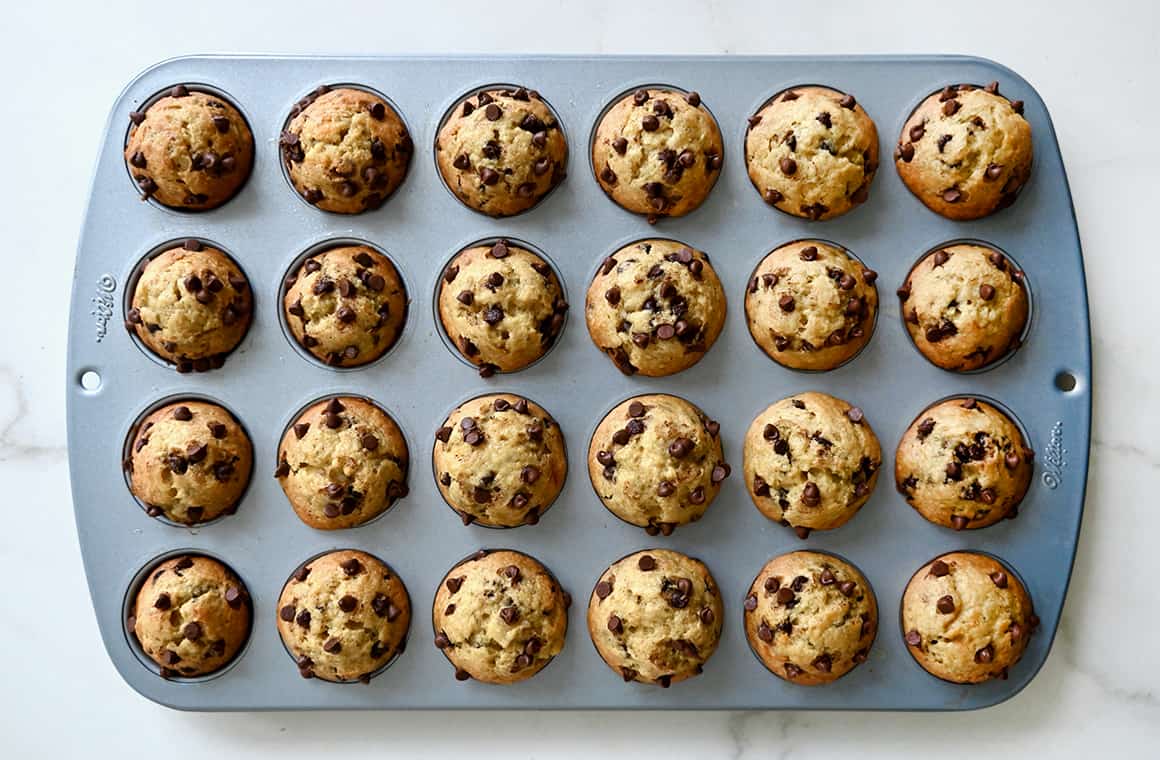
[3,0,1156,755]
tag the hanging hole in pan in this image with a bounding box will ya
[78,369,102,392]
[1054,371,1078,393]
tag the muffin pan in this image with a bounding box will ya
[66,54,1090,710]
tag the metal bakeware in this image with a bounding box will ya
[66,54,1090,710]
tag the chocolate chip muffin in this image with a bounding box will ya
[126,240,252,372]
[126,400,253,525]
[895,397,1034,530]
[592,88,723,222]
[438,240,568,377]
[588,394,729,536]
[745,86,879,220]
[280,86,412,213]
[744,551,877,685]
[902,552,1037,683]
[743,392,881,539]
[275,396,409,529]
[586,239,726,377]
[129,555,251,678]
[898,243,1029,371]
[125,85,253,210]
[435,86,567,217]
[433,394,567,528]
[895,82,1033,220]
[283,244,408,367]
[588,549,723,687]
[277,550,411,682]
[745,240,878,371]
[433,549,569,684]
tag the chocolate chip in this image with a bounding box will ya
[657,480,675,497]
[937,595,955,614]
[799,245,817,261]
[943,99,961,116]
[909,124,926,142]
[943,187,962,203]
[990,571,1009,588]
[172,406,193,421]
[979,283,996,301]
[778,295,795,312]
[182,622,202,641]
[905,630,922,646]
[986,163,1004,180]
[897,142,915,162]
[931,560,950,577]
[638,555,656,571]
[612,137,628,155]
[341,558,363,576]
[642,114,659,131]
[846,407,865,424]
[779,157,797,176]
[801,482,820,507]
[711,464,730,483]
[975,645,994,664]
[816,112,832,128]
[951,515,969,530]
[917,418,935,439]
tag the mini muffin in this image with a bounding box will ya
[126,240,252,372]
[433,394,567,528]
[275,396,409,529]
[130,555,251,678]
[280,86,412,213]
[276,550,411,682]
[745,240,878,371]
[743,392,881,539]
[283,245,407,367]
[895,82,1033,220]
[586,239,726,377]
[745,86,879,220]
[438,240,568,377]
[902,552,1037,683]
[126,400,253,524]
[895,397,1033,530]
[588,549,723,687]
[433,549,569,684]
[588,394,729,536]
[125,85,253,210]
[898,243,1029,371]
[744,551,877,685]
[435,86,567,216]
[592,88,724,222]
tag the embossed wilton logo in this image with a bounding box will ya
[1041,421,1067,489]
[90,274,116,343]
